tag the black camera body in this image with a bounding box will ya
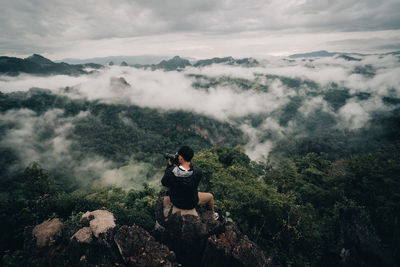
[165,153,179,165]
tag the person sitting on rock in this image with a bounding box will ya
[161,145,219,220]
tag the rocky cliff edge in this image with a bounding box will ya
[24,192,279,267]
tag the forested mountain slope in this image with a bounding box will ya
[1,52,399,266]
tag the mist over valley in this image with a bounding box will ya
[2,0,400,264]
[1,52,400,266]
[1,52,399,188]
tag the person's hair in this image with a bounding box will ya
[178,146,194,162]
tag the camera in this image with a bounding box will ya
[164,153,179,165]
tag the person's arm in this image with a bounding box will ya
[161,160,175,187]
[194,166,202,187]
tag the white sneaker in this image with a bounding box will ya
[213,212,219,220]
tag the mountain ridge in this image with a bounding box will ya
[56,55,173,65]
[0,54,103,76]
[1,54,259,75]
[4,50,399,76]
[289,50,400,58]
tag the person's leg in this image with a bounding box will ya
[198,192,215,213]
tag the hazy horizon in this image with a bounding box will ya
[1,0,399,60]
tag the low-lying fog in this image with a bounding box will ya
[1,54,399,188]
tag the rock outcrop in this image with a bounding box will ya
[25,194,278,267]
[202,223,274,267]
[339,211,395,267]
[154,191,277,267]
[81,209,116,238]
[25,218,69,267]
[25,209,177,267]
[32,218,64,247]
[114,225,178,267]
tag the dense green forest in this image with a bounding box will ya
[1,145,399,266]
[1,54,400,266]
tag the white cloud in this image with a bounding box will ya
[0,108,118,185]
[99,161,161,190]
[337,96,391,130]
[338,102,369,130]
[0,107,161,188]
[1,53,399,161]
[298,96,333,117]
[239,123,274,160]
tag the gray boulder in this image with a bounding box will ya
[25,209,178,267]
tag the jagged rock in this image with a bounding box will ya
[202,223,273,267]
[25,209,180,267]
[25,201,277,267]
[32,218,64,247]
[114,225,178,267]
[158,209,206,266]
[71,227,93,244]
[81,209,116,238]
[25,219,69,267]
[339,211,395,267]
[154,191,276,267]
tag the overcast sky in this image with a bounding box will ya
[1,0,399,60]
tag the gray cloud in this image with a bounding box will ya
[1,0,399,57]
[292,0,400,31]
[326,35,400,53]
[376,43,400,51]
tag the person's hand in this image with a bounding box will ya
[168,158,173,166]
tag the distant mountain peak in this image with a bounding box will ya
[27,54,47,59]
[164,56,190,63]
[25,54,54,65]
[288,50,373,59]
[289,50,337,58]
[157,56,191,70]
[0,54,93,76]
[193,56,258,67]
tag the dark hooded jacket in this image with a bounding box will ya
[161,163,202,209]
